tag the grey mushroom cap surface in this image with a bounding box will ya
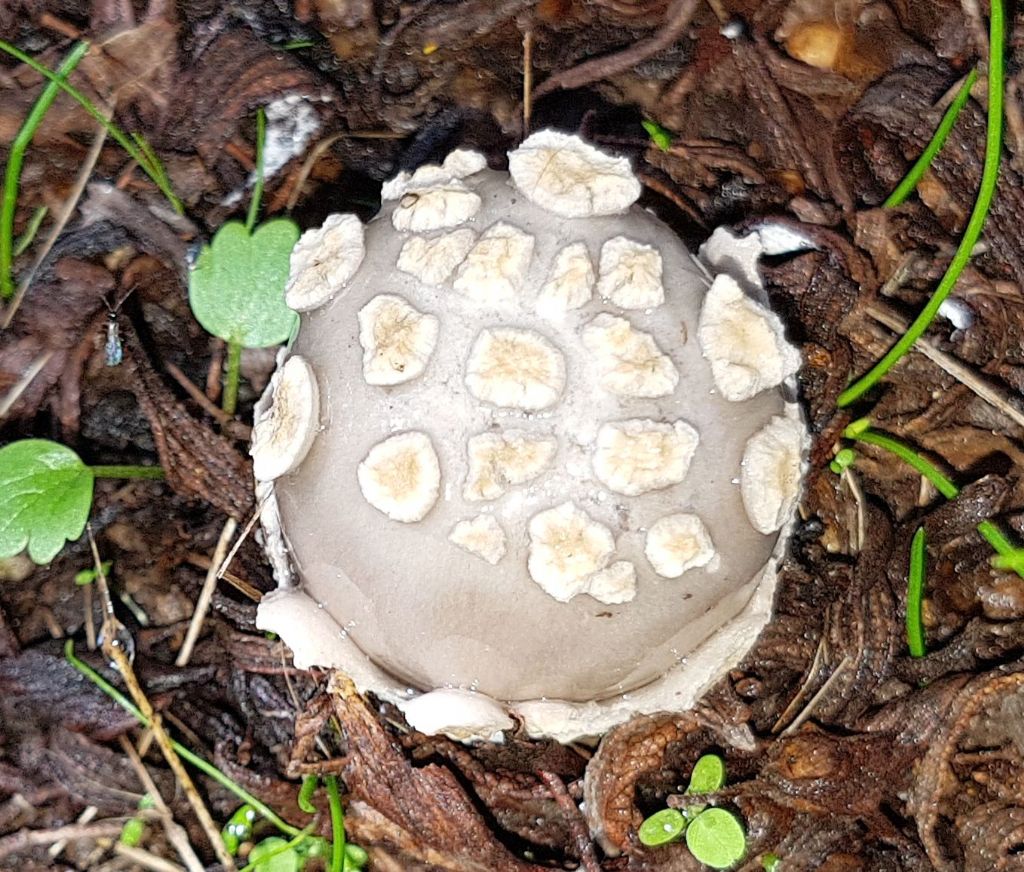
[254,134,806,739]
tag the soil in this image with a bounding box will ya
[2,1,1024,870]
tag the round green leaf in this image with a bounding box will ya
[685,808,746,870]
[0,439,94,564]
[687,754,727,795]
[188,218,300,348]
[638,808,687,847]
[248,837,300,872]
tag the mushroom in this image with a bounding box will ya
[253,131,806,743]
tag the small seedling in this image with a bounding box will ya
[0,440,163,564]
[638,809,687,847]
[642,119,673,151]
[74,559,113,586]
[118,794,155,847]
[685,807,746,870]
[638,754,746,867]
[189,107,299,415]
[762,853,781,871]
[829,447,856,475]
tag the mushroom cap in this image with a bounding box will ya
[263,163,795,705]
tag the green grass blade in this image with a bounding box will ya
[883,69,979,208]
[12,205,48,257]
[906,527,927,657]
[1,41,89,299]
[325,774,346,872]
[246,107,267,234]
[838,0,1003,406]
[0,39,184,215]
[64,640,302,838]
[845,427,960,499]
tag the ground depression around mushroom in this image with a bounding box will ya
[253,131,806,743]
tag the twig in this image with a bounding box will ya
[114,843,186,872]
[216,504,262,582]
[284,133,343,212]
[522,27,533,134]
[48,805,97,860]
[184,552,262,601]
[780,656,850,736]
[0,820,126,859]
[119,735,205,872]
[865,301,1024,430]
[176,516,238,666]
[536,770,600,872]
[0,349,52,421]
[164,361,244,432]
[86,529,237,870]
[532,0,700,99]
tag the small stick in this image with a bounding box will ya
[119,735,205,872]
[165,361,249,435]
[0,821,127,859]
[114,843,186,872]
[86,528,237,870]
[865,301,1024,430]
[0,349,52,421]
[176,516,238,666]
[532,0,700,99]
[284,133,342,212]
[536,770,600,872]
[522,27,533,134]
[184,552,262,602]
[48,806,96,860]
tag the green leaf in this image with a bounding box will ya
[687,754,726,795]
[119,817,145,847]
[642,119,672,151]
[0,440,94,564]
[638,808,687,847]
[75,559,112,586]
[762,853,781,871]
[249,837,300,872]
[188,219,300,348]
[685,808,746,870]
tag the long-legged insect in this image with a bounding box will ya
[101,288,135,366]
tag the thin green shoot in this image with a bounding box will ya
[907,527,927,658]
[641,119,672,151]
[12,205,49,257]
[1,41,89,299]
[65,640,303,839]
[298,775,319,814]
[221,106,268,416]
[837,0,1003,406]
[280,39,317,51]
[246,107,267,234]
[883,69,979,208]
[841,426,1024,582]
[843,425,959,499]
[222,336,243,416]
[90,464,166,480]
[830,447,857,475]
[0,39,183,215]
[325,774,346,872]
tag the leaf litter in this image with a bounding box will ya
[2,1,1024,870]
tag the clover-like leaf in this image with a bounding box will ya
[189,218,300,348]
[248,837,300,872]
[685,807,746,870]
[687,753,727,795]
[0,439,94,564]
[638,808,686,847]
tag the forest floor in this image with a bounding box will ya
[2,1,1024,870]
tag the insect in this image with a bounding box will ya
[101,288,135,366]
